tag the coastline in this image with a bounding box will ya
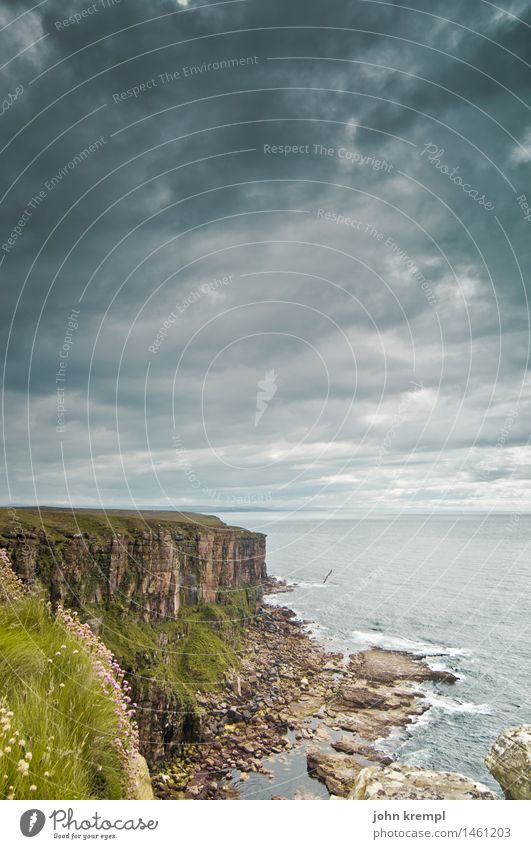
[155,578,463,800]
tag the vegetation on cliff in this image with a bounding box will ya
[94,588,258,762]
[100,589,254,684]
[1,507,266,769]
[0,550,139,800]
[0,506,243,543]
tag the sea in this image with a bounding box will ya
[218,511,530,796]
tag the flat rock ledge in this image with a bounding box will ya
[348,649,458,685]
[349,764,499,800]
[485,725,531,800]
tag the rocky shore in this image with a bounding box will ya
[4,510,527,800]
[154,581,484,800]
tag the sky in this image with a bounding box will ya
[1,0,531,513]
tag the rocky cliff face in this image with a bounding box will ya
[485,725,531,800]
[1,508,267,765]
[2,510,266,618]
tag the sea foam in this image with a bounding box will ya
[350,629,470,658]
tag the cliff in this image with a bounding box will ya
[0,507,267,765]
[1,507,266,617]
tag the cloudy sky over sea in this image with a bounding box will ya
[1,0,531,511]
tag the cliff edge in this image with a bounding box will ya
[1,507,267,764]
[1,507,266,617]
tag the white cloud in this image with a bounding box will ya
[510,127,531,165]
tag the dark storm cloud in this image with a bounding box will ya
[1,0,530,510]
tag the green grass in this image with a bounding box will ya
[0,523,261,794]
[97,591,256,692]
[0,596,129,800]
[90,588,258,743]
[83,597,257,766]
[177,622,236,687]
[0,507,260,547]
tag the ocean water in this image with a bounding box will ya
[219,512,531,793]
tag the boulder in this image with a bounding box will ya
[350,764,498,800]
[485,725,531,800]
[307,750,364,797]
[331,736,392,764]
[129,754,154,800]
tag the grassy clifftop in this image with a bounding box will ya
[0,506,260,544]
[0,550,254,796]
[0,600,138,799]
[0,600,123,799]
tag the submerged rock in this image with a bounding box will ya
[485,725,531,800]
[349,764,499,800]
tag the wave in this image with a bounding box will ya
[267,578,335,591]
[424,693,491,715]
[295,580,335,589]
[307,621,330,636]
[350,629,470,658]
[374,724,409,755]
[376,694,493,755]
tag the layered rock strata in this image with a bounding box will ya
[350,764,498,800]
[2,510,266,618]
